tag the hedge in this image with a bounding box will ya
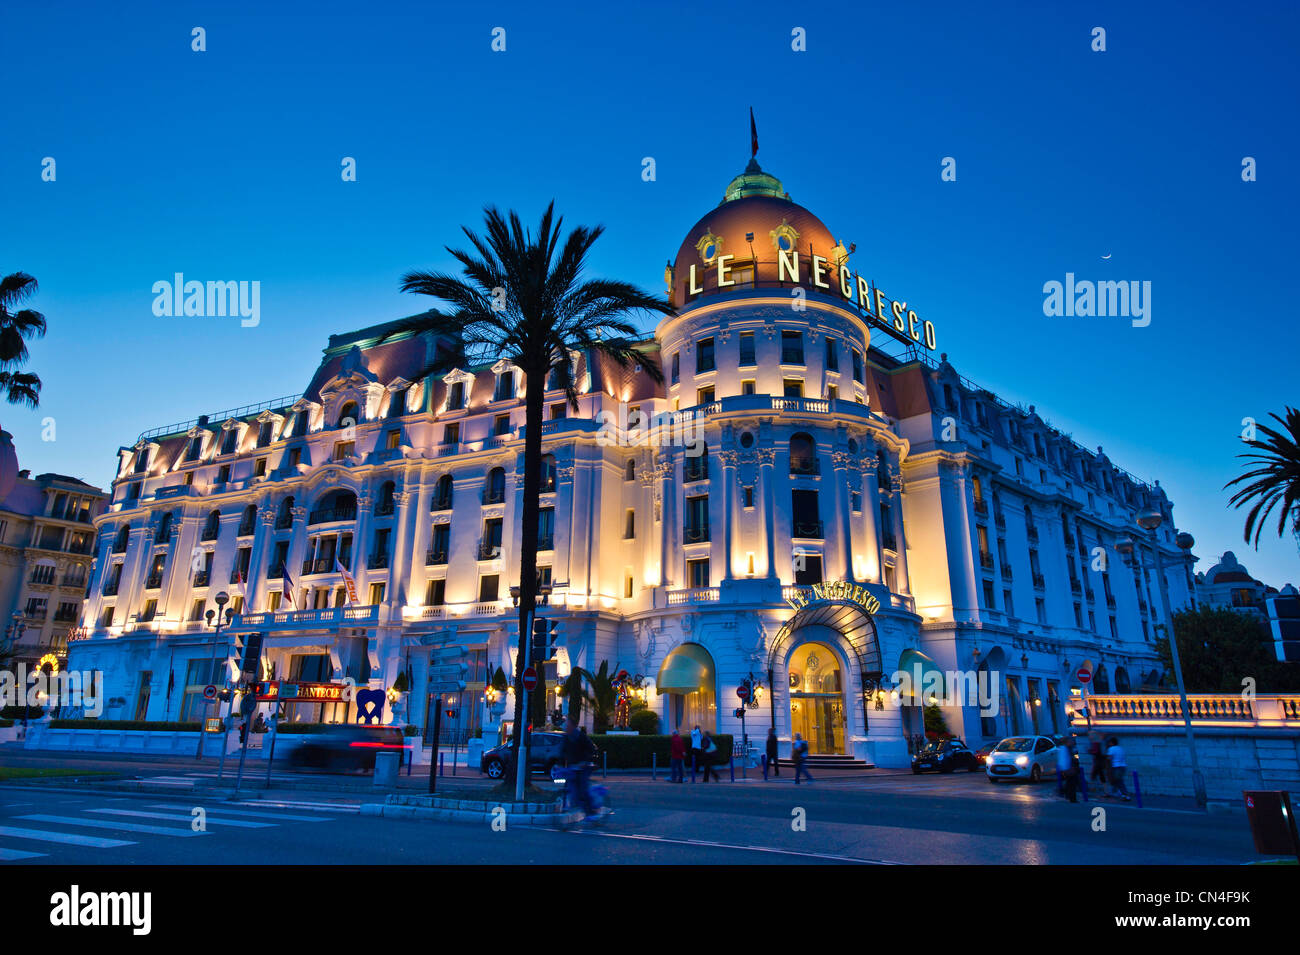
[590,733,733,769]
[0,705,45,720]
[0,718,12,728]
[48,719,202,732]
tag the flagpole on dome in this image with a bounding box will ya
[750,106,759,159]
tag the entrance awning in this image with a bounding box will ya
[897,648,946,702]
[656,643,713,693]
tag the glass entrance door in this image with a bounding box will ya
[787,642,846,755]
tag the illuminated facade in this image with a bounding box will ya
[68,158,1197,766]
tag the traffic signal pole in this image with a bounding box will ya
[514,605,534,803]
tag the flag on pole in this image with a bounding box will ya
[336,557,359,606]
[281,566,297,610]
[750,106,758,158]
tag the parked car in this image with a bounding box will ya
[973,742,999,766]
[480,731,569,779]
[911,738,980,774]
[985,735,1059,783]
[287,725,407,773]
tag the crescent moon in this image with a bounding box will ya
[1102,253,1112,260]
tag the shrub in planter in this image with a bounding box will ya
[402,724,420,737]
[0,718,13,728]
[48,719,202,732]
[628,708,661,735]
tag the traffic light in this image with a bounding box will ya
[242,631,264,679]
[531,617,555,661]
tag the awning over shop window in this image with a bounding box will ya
[656,643,714,693]
[897,648,946,701]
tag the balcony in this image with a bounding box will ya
[974,499,988,516]
[29,571,56,586]
[1106,594,1117,610]
[193,570,210,587]
[228,604,379,633]
[683,523,710,544]
[537,535,555,551]
[478,541,502,560]
[237,520,256,537]
[374,500,395,517]
[308,504,357,526]
[994,512,1006,529]
[1070,578,1082,595]
[792,521,824,540]
[482,489,505,505]
[102,581,119,596]
[145,574,163,589]
[426,549,448,566]
[367,553,390,570]
[789,457,821,476]
[61,575,87,589]
[430,495,453,512]
[201,526,219,542]
[267,562,286,579]
[229,567,248,584]
[301,559,316,576]
[979,552,994,570]
[275,513,294,530]
[683,460,709,483]
[1032,572,1045,590]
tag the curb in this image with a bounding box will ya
[361,801,582,827]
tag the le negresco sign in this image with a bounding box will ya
[785,580,881,615]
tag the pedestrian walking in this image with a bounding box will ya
[765,726,780,777]
[1088,730,1109,796]
[561,716,602,819]
[1106,736,1131,801]
[669,728,686,783]
[792,733,814,784]
[1057,736,1079,802]
[690,724,703,776]
[699,729,720,782]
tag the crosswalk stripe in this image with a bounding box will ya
[18,815,208,838]
[231,800,360,813]
[0,846,49,860]
[89,809,274,828]
[146,804,330,822]
[0,824,135,848]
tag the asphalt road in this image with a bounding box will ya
[0,765,1265,865]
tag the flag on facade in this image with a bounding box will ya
[281,566,297,610]
[750,106,758,157]
[336,557,359,606]
[233,563,244,587]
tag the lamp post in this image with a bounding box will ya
[195,592,234,760]
[1120,511,1205,808]
[509,583,552,802]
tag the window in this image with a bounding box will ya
[385,429,400,450]
[686,558,711,588]
[485,467,506,504]
[550,403,567,420]
[982,580,996,608]
[696,338,715,373]
[685,495,709,542]
[538,507,555,549]
[388,387,408,418]
[334,441,355,460]
[791,489,821,538]
[221,429,238,455]
[494,414,511,436]
[783,378,803,398]
[217,464,231,484]
[540,455,557,492]
[447,381,465,410]
[368,582,386,605]
[851,491,861,512]
[494,371,514,402]
[338,402,358,428]
[1004,589,1014,617]
[257,420,274,447]
[624,509,636,539]
[189,598,206,622]
[425,578,446,606]
[625,573,634,599]
[1036,598,1047,624]
[741,379,756,395]
[825,337,839,371]
[100,606,115,627]
[482,517,504,555]
[739,332,756,366]
[432,474,454,510]
[288,448,301,469]
[851,348,863,383]
[254,458,267,477]
[781,330,804,365]
[443,422,460,445]
[793,553,823,585]
[185,435,203,462]
[671,352,680,384]
[478,575,500,602]
[743,486,755,509]
[180,658,223,722]
[625,459,636,482]
[827,384,838,401]
[429,524,449,563]
[697,386,715,405]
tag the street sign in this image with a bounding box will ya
[736,685,750,701]
[203,684,218,701]
[522,667,538,692]
[1076,667,1092,684]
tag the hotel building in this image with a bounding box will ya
[67,158,1198,766]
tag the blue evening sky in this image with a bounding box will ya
[2,0,1297,586]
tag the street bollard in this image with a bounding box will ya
[1132,771,1143,808]
[651,752,657,781]
[1079,772,1089,802]
[439,752,445,777]
[691,755,697,783]
[603,752,608,779]
[729,756,735,782]
[762,754,769,781]
[1056,769,1063,795]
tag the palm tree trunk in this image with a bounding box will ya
[507,367,546,786]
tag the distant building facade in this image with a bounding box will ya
[67,158,1199,766]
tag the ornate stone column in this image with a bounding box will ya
[718,449,739,580]
[831,450,855,581]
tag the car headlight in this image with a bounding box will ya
[1015,755,1029,767]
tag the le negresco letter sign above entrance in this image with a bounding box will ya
[785,580,881,615]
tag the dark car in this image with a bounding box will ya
[911,738,980,774]
[480,731,569,779]
[286,725,407,773]
[973,741,999,766]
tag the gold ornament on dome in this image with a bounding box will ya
[695,231,723,265]
[769,219,799,253]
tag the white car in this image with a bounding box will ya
[985,735,1058,783]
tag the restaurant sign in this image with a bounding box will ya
[254,681,348,703]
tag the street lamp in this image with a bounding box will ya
[1132,507,1205,808]
[195,591,234,760]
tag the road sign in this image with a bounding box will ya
[736,685,750,701]
[522,667,538,692]
[203,684,218,701]
[1076,667,1092,684]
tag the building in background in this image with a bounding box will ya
[67,156,1199,766]
[1194,551,1282,620]
[0,469,107,672]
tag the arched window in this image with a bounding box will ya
[485,467,506,504]
[625,459,636,482]
[432,474,454,511]
[239,504,257,535]
[309,490,356,525]
[113,524,130,553]
[338,401,359,429]
[376,480,396,515]
[155,512,174,544]
[202,509,221,541]
[540,455,557,492]
[789,432,817,475]
[277,496,295,529]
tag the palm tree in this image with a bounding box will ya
[1225,407,1300,550]
[560,660,619,733]
[0,272,46,408]
[386,203,673,786]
